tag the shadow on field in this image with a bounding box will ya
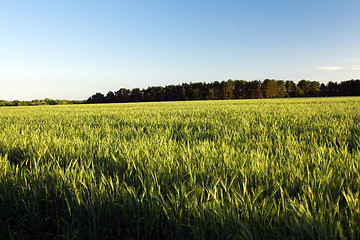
[0,145,32,167]
[348,127,360,153]
[0,142,357,239]
[0,180,255,239]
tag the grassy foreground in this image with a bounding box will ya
[0,97,359,239]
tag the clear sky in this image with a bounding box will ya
[1,0,359,100]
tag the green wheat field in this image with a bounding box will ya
[0,97,359,239]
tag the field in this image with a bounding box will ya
[0,97,359,239]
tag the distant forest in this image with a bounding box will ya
[0,98,84,107]
[87,79,360,103]
[1,79,360,107]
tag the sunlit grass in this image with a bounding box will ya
[0,97,359,239]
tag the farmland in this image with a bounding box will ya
[0,97,359,239]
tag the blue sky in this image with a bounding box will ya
[1,0,359,100]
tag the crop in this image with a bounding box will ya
[0,97,359,239]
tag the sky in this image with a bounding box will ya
[1,0,360,100]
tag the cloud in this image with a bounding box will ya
[318,66,346,71]
[319,64,360,71]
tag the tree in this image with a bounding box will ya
[44,98,55,105]
[105,91,116,103]
[295,86,304,97]
[191,82,208,100]
[83,79,360,106]
[326,81,339,96]
[353,79,360,95]
[87,93,105,103]
[320,83,327,96]
[209,89,216,100]
[262,79,278,98]
[184,83,194,100]
[129,88,142,102]
[277,80,288,97]
[245,80,263,99]
[309,81,320,96]
[221,80,234,99]
[285,80,296,97]
[297,80,312,96]
[339,79,360,96]
[0,100,13,106]
[233,80,247,99]
[116,88,130,102]
[211,81,222,99]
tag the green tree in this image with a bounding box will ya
[295,86,304,97]
[105,91,116,103]
[246,81,263,99]
[87,92,105,103]
[297,80,312,96]
[309,81,320,96]
[233,80,247,99]
[116,88,130,102]
[285,80,296,97]
[277,80,288,97]
[221,80,234,99]
[262,79,278,98]
[326,82,338,96]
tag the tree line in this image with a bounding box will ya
[87,79,360,103]
[0,98,84,107]
[1,79,359,107]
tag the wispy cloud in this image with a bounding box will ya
[318,65,360,71]
[318,66,346,71]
